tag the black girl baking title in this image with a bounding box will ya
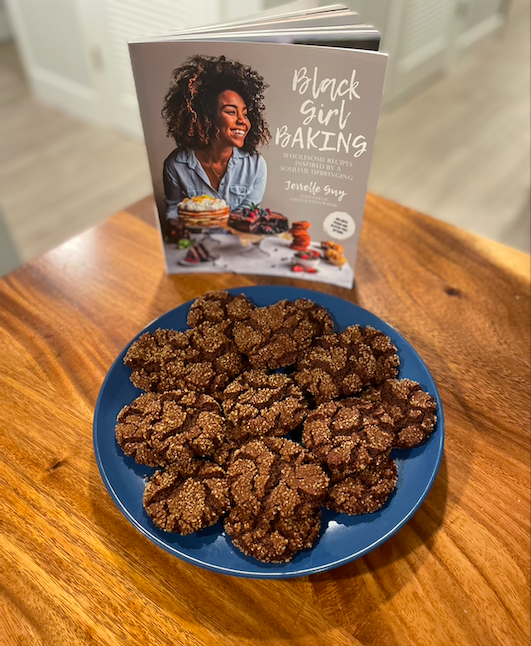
[274,67,368,157]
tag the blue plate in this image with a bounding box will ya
[93,286,444,578]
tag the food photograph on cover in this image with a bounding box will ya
[129,40,387,287]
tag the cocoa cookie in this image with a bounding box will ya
[224,503,322,563]
[325,458,398,515]
[227,437,329,513]
[224,437,328,562]
[123,321,247,398]
[294,325,400,403]
[186,291,255,328]
[359,379,437,448]
[115,390,226,467]
[302,399,394,478]
[211,433,244,469]
[144,460,230,534]
[232,298,334,369]
[222,370,308,439]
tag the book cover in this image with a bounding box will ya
[129,32,387,289]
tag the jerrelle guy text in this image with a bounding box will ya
[274,67,368,157]
[284,179,347,202]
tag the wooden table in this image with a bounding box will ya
[1,195,529,646]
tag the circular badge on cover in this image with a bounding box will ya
[323,211,355,239]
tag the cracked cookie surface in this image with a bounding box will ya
[224,438,329,562]
[222,370,308,440]
[123,321,247,398]
[224,504,322,563]
[144,460,230,534]
[294,325,400,403]
[358,378,437,448]
[302,398,394,478]
[325,458,398,515]
[115,390,226,467]
[186,290,255,329]
[232,298,334,369]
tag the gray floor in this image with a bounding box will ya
[369,0,530,253]
[0,0,529,273]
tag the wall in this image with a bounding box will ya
[0,0,12,42]
[4,0,98,122]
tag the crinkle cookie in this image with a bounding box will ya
[186,291,255,328]
[143,460,230,534]
[115,390,226,467]
[211,434,244,470]
[358,378,437,448]
[302,399,394,478]
[224,438,328,562]
[226,437,329,514]
[123,321,247,398]
[224,503,322,563]
[232,298,334,370]
[222,370,308,439]
[325,459,398,515]
[294,325,400,403]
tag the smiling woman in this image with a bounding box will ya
[161,55,271,224]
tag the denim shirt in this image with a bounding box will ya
[163,147,267,220]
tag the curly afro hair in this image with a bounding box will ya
[161,55,270,155]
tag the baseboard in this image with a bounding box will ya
[457,14,504,51]
[29,66,101,124]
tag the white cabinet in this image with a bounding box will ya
[4,0,263,135]
[455,0,509,50]
[5,0,97,123]
[81,0,225,136]
[344,0,510,105]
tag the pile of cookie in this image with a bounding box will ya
[289,220,312,251]
[321,240,347,267]
[115,291,437,564]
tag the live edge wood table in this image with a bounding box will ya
[0,194,529,646]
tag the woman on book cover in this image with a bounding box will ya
[162,55,270,224]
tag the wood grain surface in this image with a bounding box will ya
[0,194,529,646]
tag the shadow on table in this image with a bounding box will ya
[89,264,472,643]
[89,442,449,646]
[316,452,449,582]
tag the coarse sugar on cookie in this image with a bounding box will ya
[294,325,400,403]
[143,460,230,534]
[226,437,329,515]
[221,370,308,439]
[224,438,327,563]
[211,433,244,469]
[232,298,334,369]
[186,291,255,329]
[224,503,322,563]
[115,390,226,467]
[302,399,394,478]
[325,458,398,515]
[358,378,437,448]
[123,321,247,398]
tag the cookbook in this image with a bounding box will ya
[129,5,387,288]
